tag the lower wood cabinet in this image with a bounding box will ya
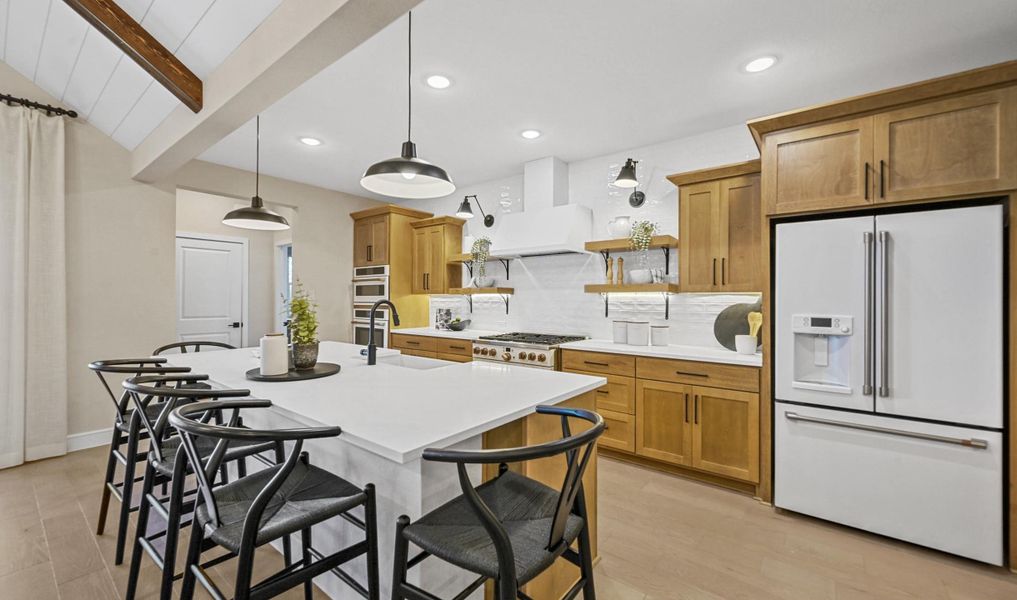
[390,333,473,363]
[691,386,759,483]
[635,380,692,465]
[598,409,635,453]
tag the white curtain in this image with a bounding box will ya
[0,103,67,469]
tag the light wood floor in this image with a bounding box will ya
[1,446,1015,599]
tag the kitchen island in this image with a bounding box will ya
[167,341,604,599]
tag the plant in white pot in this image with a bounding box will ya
[471,236,494,287]
[286,280,319,369]
[628,220,658,284]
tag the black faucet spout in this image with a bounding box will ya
[366,299,399,365]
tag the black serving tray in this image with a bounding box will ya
[245,362,340,382]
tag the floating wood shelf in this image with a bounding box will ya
[583,235,678,253]
[584,283,680,319]
[446,287,513,314]
[584,283,680,294]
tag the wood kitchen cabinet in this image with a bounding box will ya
[670,160,761,293]
[635,379,692,466]
[691,386,759,483]
[410,217,464,294]
[353,214,389,267]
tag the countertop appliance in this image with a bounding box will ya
[473,332,586,370]
[774,203,1004,565]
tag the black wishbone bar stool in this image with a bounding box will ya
[170,400,380,600]
[88,357,193,565]
[392,405,604,600]
[123,375,279,600]
[153,340,237,355]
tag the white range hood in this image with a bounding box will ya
[489,157,592,257]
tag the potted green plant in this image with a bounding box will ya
[628,220,658,283]
[471,236,493,287]
[286,280,319,369]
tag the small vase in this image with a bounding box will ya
[608,216,631,238]
[292,342,319,370]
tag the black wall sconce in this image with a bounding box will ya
[614,157,646,208]
[455,195,495,227]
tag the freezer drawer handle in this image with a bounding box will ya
[784,411,988,449]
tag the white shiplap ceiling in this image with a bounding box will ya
[0,0,281,149]
[199,0,1017,201]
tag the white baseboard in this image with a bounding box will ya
[67,427,112,452]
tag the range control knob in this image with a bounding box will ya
[518,352,527,360]
[473,347,481,354]
[537,354,546,362]
[502,352,512,362]
[527,352,536,360]
[481,348,491,356]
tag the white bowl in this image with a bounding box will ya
[627,269,653,284]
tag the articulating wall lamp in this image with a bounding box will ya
[455,195,494,227]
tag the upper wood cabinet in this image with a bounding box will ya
[353,214,389,267]
[410,217,464,294]
[762,117,874,215]
[874,87,1017,203]
[671,161,761,293]
[691,386,759,483]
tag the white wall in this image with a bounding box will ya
[399,124,761,347]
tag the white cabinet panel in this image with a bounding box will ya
[775,404,1003,565]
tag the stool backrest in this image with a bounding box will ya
[422,405,604,554]
[153,341,236,355]
[88,358,191,427]
[122,374,250,466]
[169,400,341,548]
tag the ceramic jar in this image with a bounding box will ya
[608,216,632,238]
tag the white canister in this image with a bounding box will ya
[735,335,758,355]
[612,320,628,344]
[651,325,669,346]
[627,321,650,346]
[260,333,289,376]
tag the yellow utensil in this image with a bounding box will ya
[747,311,763,338]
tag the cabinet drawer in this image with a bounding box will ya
[599,409,635,453]
[636,357,758,392]
[561,350,635,377]
[435,352,472,363]
[391,334,437,352]
[435,338,472,356]
[569,370,634,414]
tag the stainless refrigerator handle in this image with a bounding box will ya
[878,230,889,397]
[863,232,873,396]
[784,411,988,449]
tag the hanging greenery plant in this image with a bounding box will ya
[285,280,319,345]
[629,220,658,266]
[471,236,492,279]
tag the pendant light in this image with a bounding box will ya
[360,11,455,199]
[455,195,494,227]
[614,158,639,188]
[223,116,290,231]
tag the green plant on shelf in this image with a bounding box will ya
[471,236,492,279]
[629,220,658,266]
[285,280,318,345]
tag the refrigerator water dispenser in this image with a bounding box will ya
[791,314,853,394]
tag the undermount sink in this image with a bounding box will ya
[377,354,449,370]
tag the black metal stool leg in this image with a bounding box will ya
[115,415,141,565]
[96,426,121,535]
[158,456,189,599]
[391,516,410,600]
[126,461,157,600]
[364,484,380,600]
[180,519,204,600]
[301,527,313,600]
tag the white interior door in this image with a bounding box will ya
[775,216,875,411]
[176,236,245,347]
[874,205,1003,428]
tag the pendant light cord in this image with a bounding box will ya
[407,11,412,141]
[255,115,261,197]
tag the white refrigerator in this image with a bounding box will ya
[774,204,1005,565]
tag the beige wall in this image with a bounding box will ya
[0,61,382,437]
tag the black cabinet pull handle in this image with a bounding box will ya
[712,258,717,285]
[596,389,609,395]
[404,340,420,346]
[367,244,372,261]
[584,361,610,367]
[721,258,726,286]
[676,370,708,378]
[684,393,690,423]
[694,395,700,424]
[864,162,870,200]
[879,159,885,198]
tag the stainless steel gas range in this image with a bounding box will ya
[472,332,586,370]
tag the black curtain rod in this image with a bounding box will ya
[0,92,78,118]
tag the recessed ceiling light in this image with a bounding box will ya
[744,56,777,73]
[426,75,451,89]
[299,137,322,146]
[520,129,541,140]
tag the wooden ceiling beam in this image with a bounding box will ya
[63,0,203,112]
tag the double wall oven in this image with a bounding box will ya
[352,265,390,347]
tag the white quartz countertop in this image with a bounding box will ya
[166,341,604,464]
[392,327,504,341]
[560,339,762,367]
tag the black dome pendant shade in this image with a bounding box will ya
[361,11,455,199]
[223,115,290,231]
